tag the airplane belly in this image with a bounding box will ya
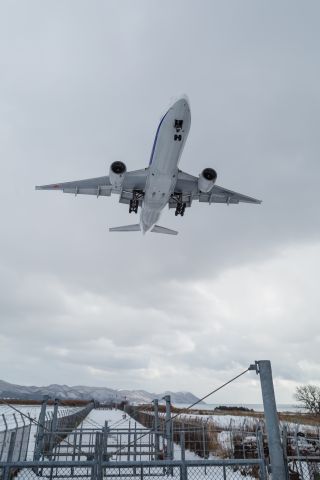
[140,206,160,232]
[141,96,192,233]
[144,172,175,208]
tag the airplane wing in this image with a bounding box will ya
[169,170,261,208]
[35,169,148,204]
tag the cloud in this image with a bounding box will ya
[0,0,319,403]
[0,238,319,401]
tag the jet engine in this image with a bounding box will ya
[198,168,217,192]
[109,161,127,188]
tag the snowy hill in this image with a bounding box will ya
[0,379,203,405]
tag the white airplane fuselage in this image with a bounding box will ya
[140,97,191,233]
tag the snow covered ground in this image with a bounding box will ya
[73,408,203,461]
[15,408,261,480]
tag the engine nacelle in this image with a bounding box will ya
[198,168,217,193]
[109,161,127,188]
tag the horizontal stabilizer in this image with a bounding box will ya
[109,224,141,232]
[151,225,178,235]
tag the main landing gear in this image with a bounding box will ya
[129,190,144,214]
[175,202,186,216]
[174,119,183,142]
[172,193,186,216]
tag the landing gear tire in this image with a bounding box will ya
[129,190,144,214]
[174,202,186,217]
[129,201,138,214]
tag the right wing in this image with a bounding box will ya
[36,169,148,204]
[169,170,261,208]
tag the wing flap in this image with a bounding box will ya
[62,186,112,196]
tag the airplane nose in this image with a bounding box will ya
[171,95,190,111]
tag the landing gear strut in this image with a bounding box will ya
[129,190,144,214]
[171,193,186,216]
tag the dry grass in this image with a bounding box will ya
[171,406,320,428]
[279,412,320,427]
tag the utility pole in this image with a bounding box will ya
[249,360,287,480]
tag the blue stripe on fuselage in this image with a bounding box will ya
[149,110,169,165]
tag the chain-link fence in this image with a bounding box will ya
[286,457,320,480]
[0,423,31,462]
[39,403,94,457]
[0,459,267,480]
[0,402,94,464]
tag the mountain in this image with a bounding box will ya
[0,380,204,405]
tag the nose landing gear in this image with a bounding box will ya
[129,190,144,214]
[174,119,183,141]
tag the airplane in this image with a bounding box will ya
[36,96,261,235]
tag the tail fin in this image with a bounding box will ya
[109,224,141,232]
[151,225,178,235]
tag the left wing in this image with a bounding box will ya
[36,169,148,204]
[169,170,261,208]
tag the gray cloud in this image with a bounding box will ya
[0,0,319,403]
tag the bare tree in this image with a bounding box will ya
[294,385,320,415]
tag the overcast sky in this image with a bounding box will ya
[0,1,319,404]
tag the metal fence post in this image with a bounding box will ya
[7,430,16,463]
[163,395,173,460]
[18,414,25,461]
[180,430,188,480]
[256,425,267,480]
[49,398,59,458]
[250,360,287,480]
[34,395,49,461]
[3,430,17,480]
[1,414,8,461]
[152,399,160,459]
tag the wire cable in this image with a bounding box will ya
[112,367,249,457]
